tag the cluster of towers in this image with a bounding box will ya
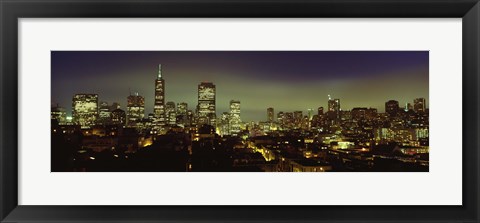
[52,64,428,136]
[59,64,241,134]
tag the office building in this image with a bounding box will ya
[98,101,111,124]
[166,101,176,125]
[72,94,98,128]
[414,98,426,113]
[126,92,145,126]
[229,100,241,135]
[385,100,400,117]
[111,108,126,125]
[267,107,274,122]
[153,64,166,125]
[51,105,67,125]
[197,82,216,126]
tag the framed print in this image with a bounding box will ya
[1,0,479,222]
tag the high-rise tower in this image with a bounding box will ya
[414,98,426,113]
[327,95,340,121]
[153,64,166,125]
[127,92,145,127]
[267,107,274,122]
[385,100,400,117]
[229,100,241,135]
[72,94,98,128]
[197,82,216,126]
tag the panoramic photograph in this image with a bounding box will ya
[51,51,429,172]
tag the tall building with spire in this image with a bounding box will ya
[153,64,166,126]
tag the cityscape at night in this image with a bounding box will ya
[51,51,429,172]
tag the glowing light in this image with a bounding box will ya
[89,157,95,160]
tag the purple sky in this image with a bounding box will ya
[51,51,429,122]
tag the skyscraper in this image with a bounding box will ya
[127,92,145,127]
[111,108,126,125]
[197,82,216,126]
[229,100,241,135]
[72,94,98,128]
[51,104,67,125]
[177,102,188,116]
[98,101,111,124]
[153,64,166,125]
[414,98,426,113]
[307,108,313,121]
[277,112,285,124]
[385,100,399,117]
[318,107,324,116]
[327,96,340,121]
[328,99,340,113]
[220,112,230,136]
[176,102,188,126]
[267,107,274,122]
[166,101,176,125]
[294,111,303,127]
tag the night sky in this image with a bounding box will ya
[51,51,429,122]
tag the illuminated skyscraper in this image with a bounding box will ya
[327,96,340,121]
[153,64,166,125]
[414,98,426,113]
[385,100,400,117]
[197,82,216,126]
[277,112,285,124]
[176,102,188,126]
[267,107,274,122]
[318,107,324,116]
[285,112,294,128]
[98,101,111,124]
[294,111,303,127]
[51,104,67,125]
[220,112,230,136]
[177,102,188,116]
[72,94,98,128]
[307,108,314,121]
[111,108,126,125]
[328,99,340,113]
[166,101,176,125]
[127,92,145,127]
[229,100,241,135]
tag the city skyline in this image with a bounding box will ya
[51,51,429,122]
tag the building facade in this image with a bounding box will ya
[267,107,274,122]
[385,100,400,117]
[197,82,216,126]
[72,94,98,128]
[229,100,241,135]
[153,64,166,126]
[126,92,145,127]
[414,98,426,113]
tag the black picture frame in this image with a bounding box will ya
[1,0,479,222]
